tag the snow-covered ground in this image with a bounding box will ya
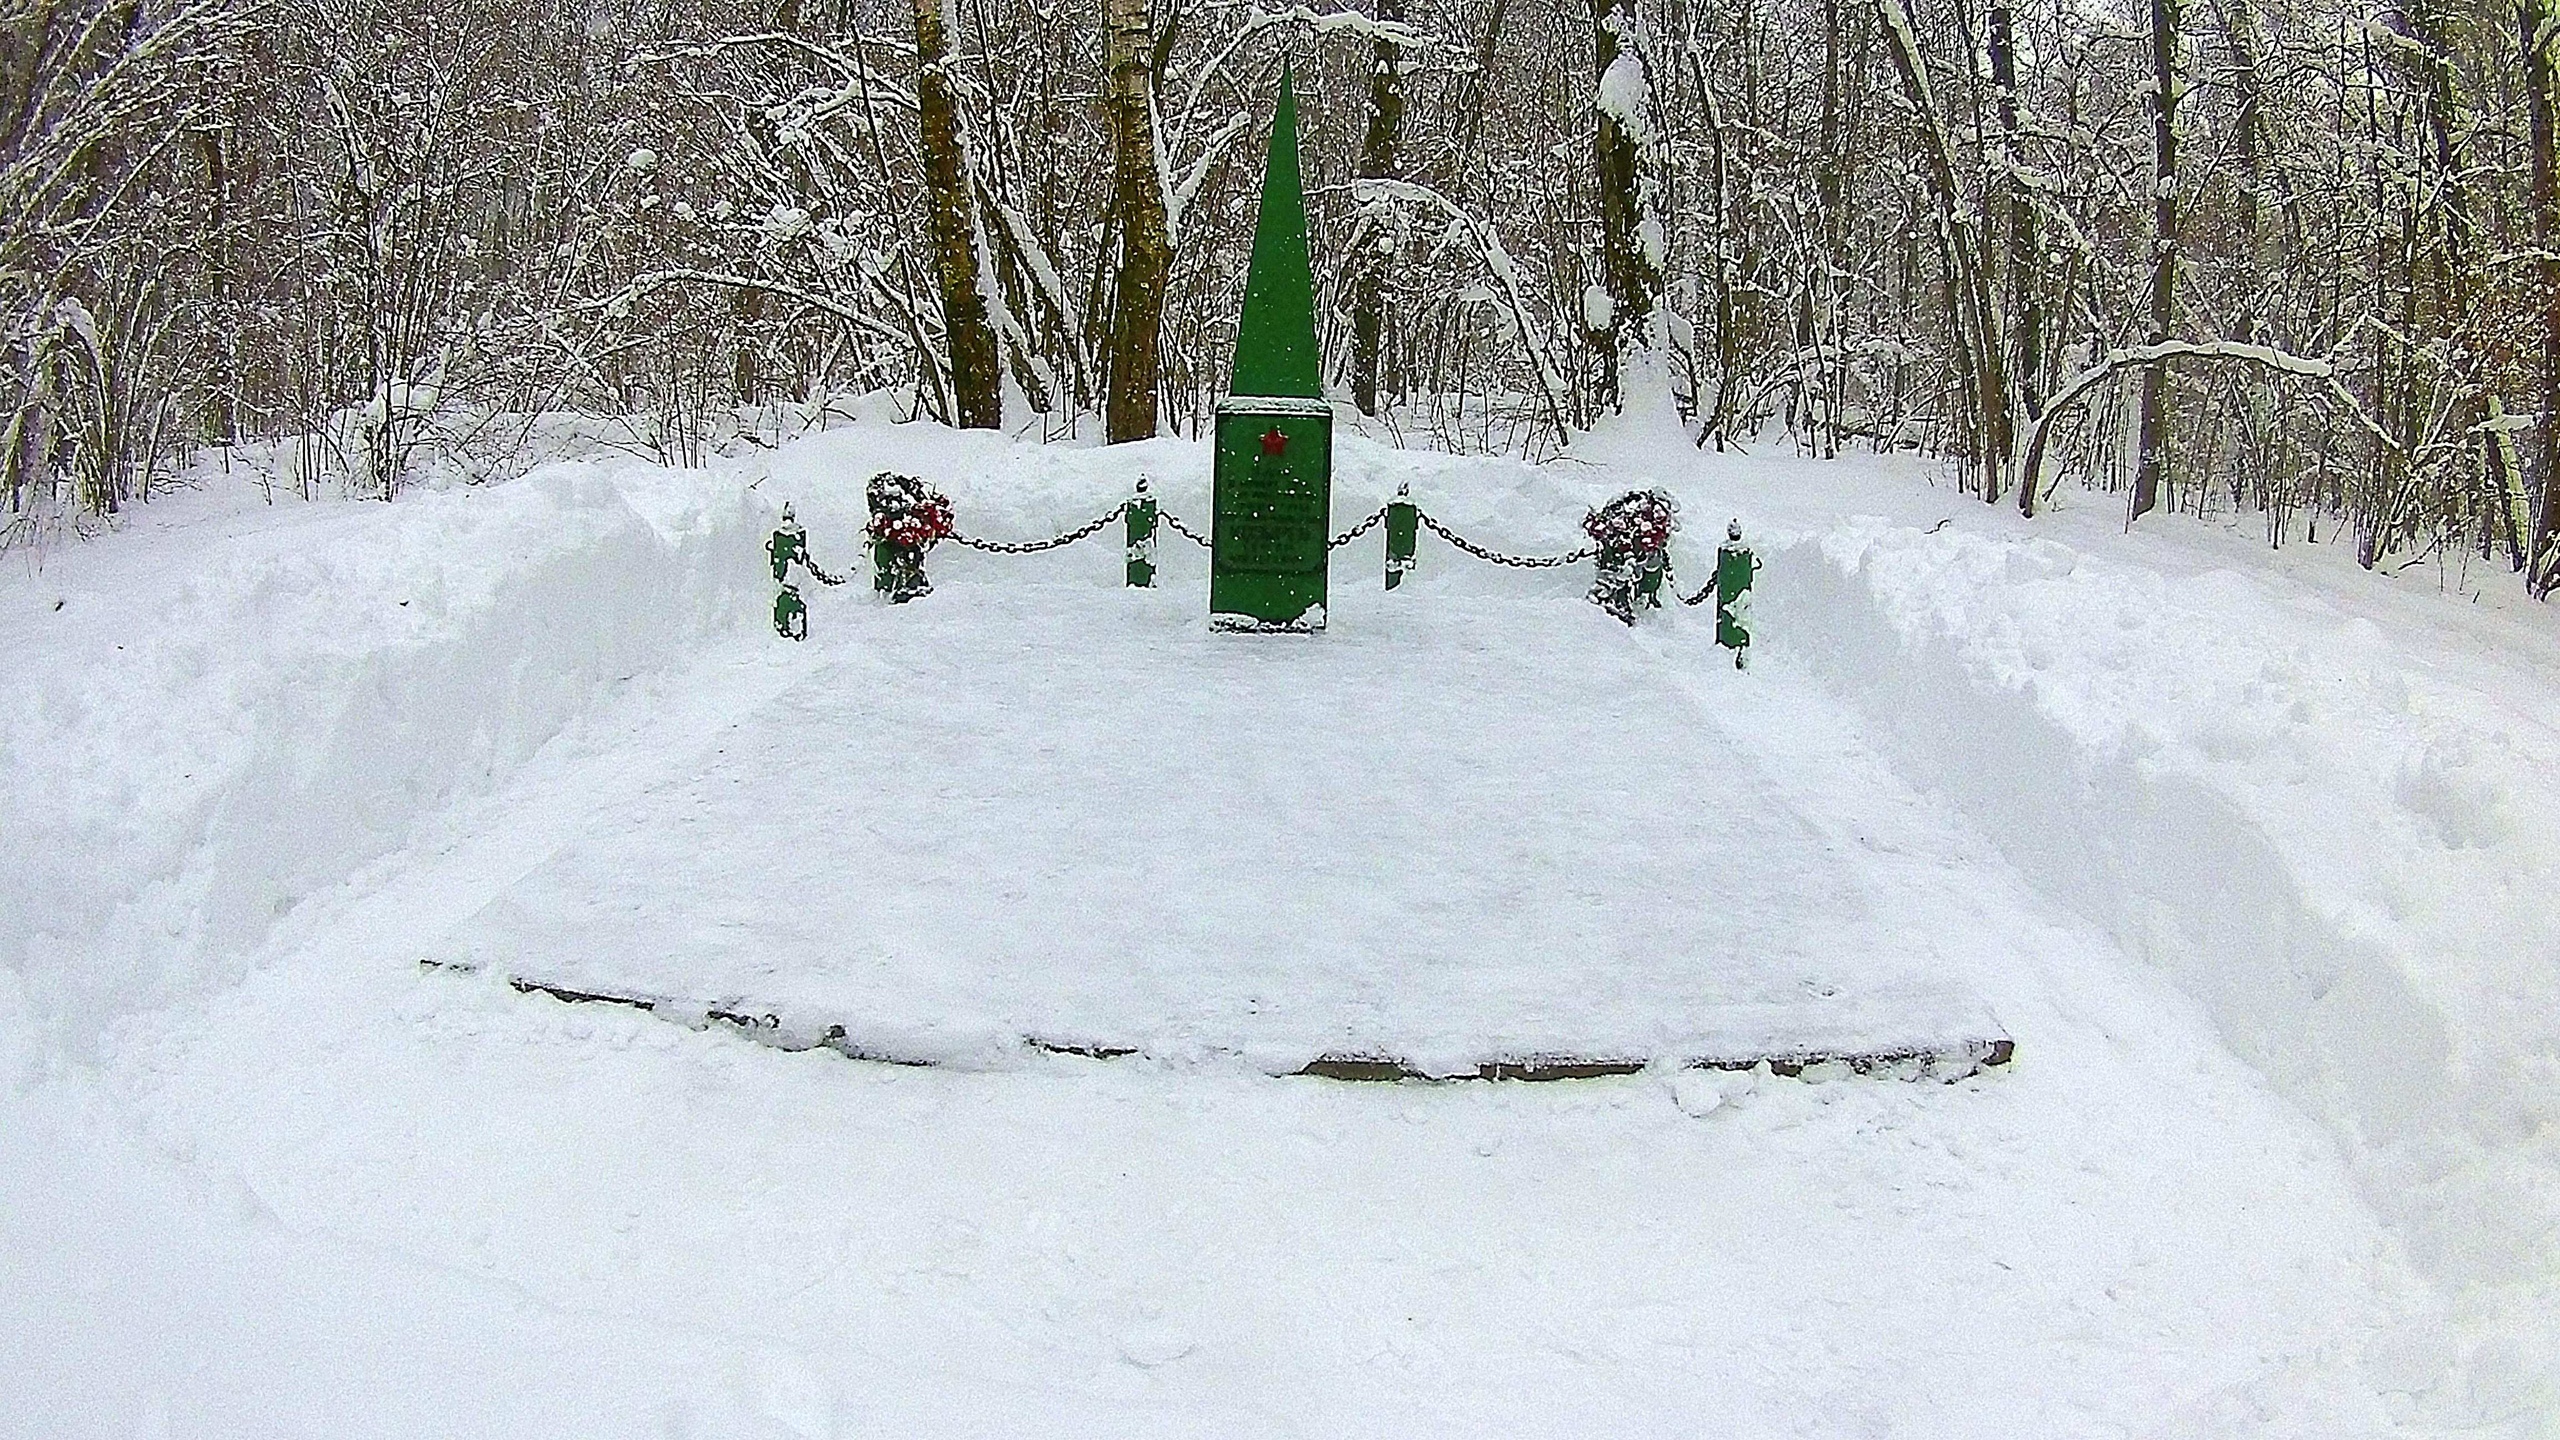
[2,414,2553,1436]
[450,553,2006,1077]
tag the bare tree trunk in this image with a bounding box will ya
[1875,0,2012,497]
[1591,0,1665,412]
[198,123,236,445]
[1683,19,1736,446]
[2218,0,2265,322]
[915,0,1001,429]
[733,285,763,405]
[2132,0,2179,519]
[1348,0,1406,417]
[2213,0,2282,526]
[1815,0,1849,458]
[1987,0,2039,479]
[1100,0,1168,441]
[2403,1,2525,571]
[2518,0,2560,594]
[1454,0,1511,172]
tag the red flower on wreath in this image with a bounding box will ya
[1583,488,1678,558]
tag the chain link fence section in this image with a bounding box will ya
[1653,561,1717,607]
[945,499,1589,569]
[1147,504,1393,551]
[947,501,1130,555]
[1156,507,1213,547]
[1413,510,1597,569]
[1329,506,1389,550]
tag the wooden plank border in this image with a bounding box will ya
[423,962,2014,1082]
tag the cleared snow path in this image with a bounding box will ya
[449,578,2003,1075]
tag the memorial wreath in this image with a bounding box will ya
[866,471,954,602]
[1583,488,1677,624]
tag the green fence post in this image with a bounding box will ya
[1127,478,1158,588]
[770,506,812,637]
[1716,519,1758,669]
[873,540,931,601]
[1385,483,1416,590]
[1636,549,1666,612]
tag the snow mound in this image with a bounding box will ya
[0,461,765,1049]
[1760,508,2560,1425]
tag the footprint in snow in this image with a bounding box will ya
[1117,1326,1198,1368]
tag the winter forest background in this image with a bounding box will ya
[9,0,2560,594]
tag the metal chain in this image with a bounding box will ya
[846,494,1708,604]
[1155,506,1385,551]
[1413,510,1597,569]
[1662,559,1725,607]
[1329,506,1389,550]
[1044,501,1587,566]
[948,501,1129,555]
[777,534,845,586]
[1156,507,1213,547]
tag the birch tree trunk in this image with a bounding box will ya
[1102,0,1168,441]
[915,0,1002,429]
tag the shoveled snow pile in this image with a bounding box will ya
[0,414,2553,1436]
[0,462,764,1053]
[1758,488,2560,1428]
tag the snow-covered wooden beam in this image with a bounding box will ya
[424,962,2015,1084]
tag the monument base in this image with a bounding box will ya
[1209,605,1325,634]
[1210,396,1332,629]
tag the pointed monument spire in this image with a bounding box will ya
[1229,60,1322,399]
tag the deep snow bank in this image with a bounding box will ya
[0,461,766,1051]
[1758,510,2560,1426]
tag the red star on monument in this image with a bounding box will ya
[1259,427,1288,458]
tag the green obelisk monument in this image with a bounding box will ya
[1210,62,1333,631]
